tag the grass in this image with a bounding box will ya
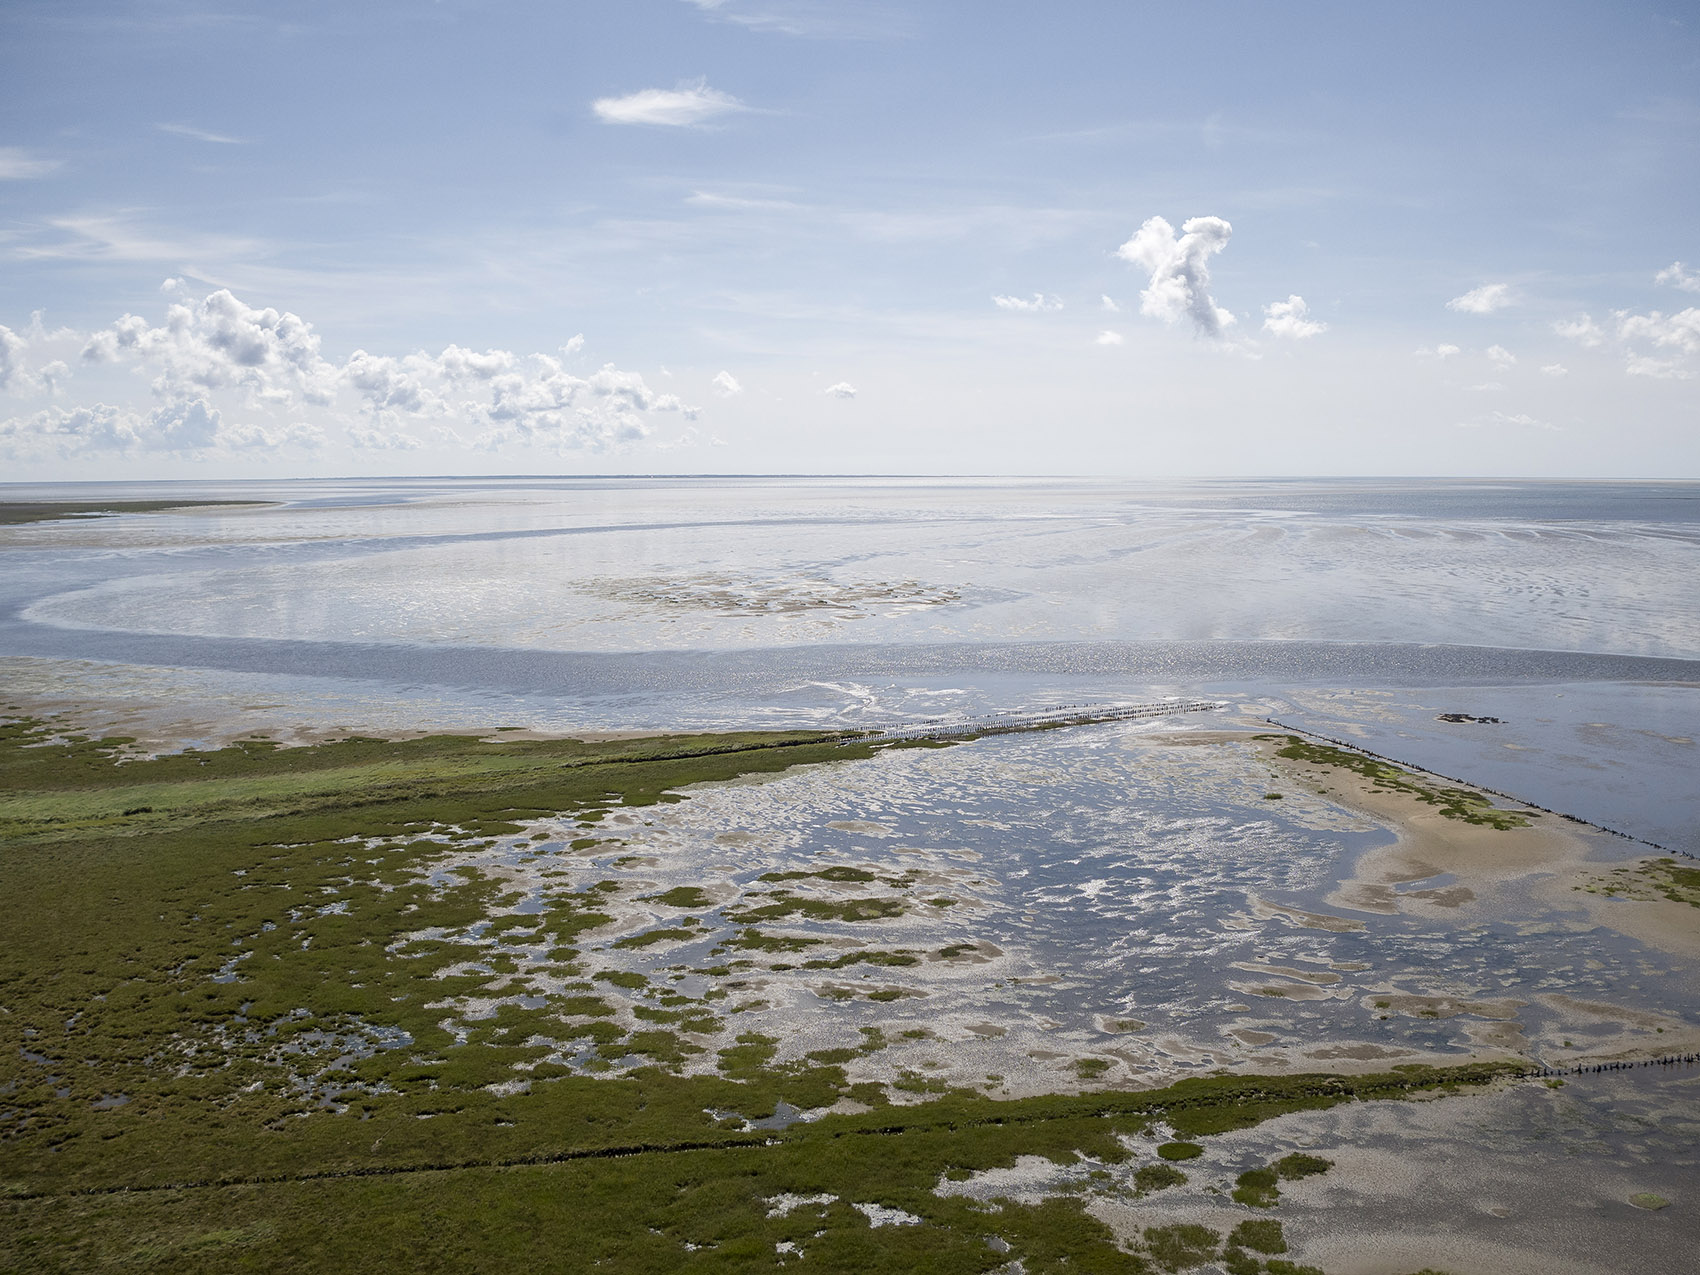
[0,715,1517,1273]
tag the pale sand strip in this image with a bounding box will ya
[1232,730,1700,960]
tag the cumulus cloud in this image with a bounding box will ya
[1655,262,1700,293]
[992,293,1063,313]
[1100,295,1121,313]
[1617,308,1700,357]
[1555,307,1699,378]
[1261,295,1326,340]
[823,382,857,398]
[712,370,743,396]
[1415,344,1461,359]
[592,79,747,126]
[0,326,27,392]
[4,286,698,457]
[562,334,585,355]
[1486,344,1517,368]
[1095,330,1123,346]
[0,147,60,180]
[1553,314,1605,347]
[1446,283,1513,314]
[1541,363,1568,376]
[1115,215,1235,338]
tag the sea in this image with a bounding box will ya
[1,476,1697,852]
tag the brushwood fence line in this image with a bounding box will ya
[855,698,1227,745]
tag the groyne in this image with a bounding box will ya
[856,698,1226,744]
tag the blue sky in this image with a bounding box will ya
[2,0,1697,478]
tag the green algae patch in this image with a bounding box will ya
[1268,735,1529,829]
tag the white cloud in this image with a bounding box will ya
[1095,330,1123,346]
[1486,344,1517,368]
[1415,344,1461,359]
[562,334,585,355]
[1655,262,1700,293]
[1445,283,1513,314]
[1541,363,1568,376]
[679,0,908,38]
[156,122,248,145]
[0,399,302,453]
[6,287,696,456]
[0,147,60,180]
[1115,214,1235,338]
[823,382,857,398]
[1624,355,1691,379]
[592,79,747,127]
[0,326,28,392]
[1261,294,1327,339]
[1553,306,1699,378]
[1100,295,1121,313]
[712,370,743,396]
[1553,314,1605,347]
[1457,410,1557,431]
[1616,308,1700,357]
[992,293,1063,313]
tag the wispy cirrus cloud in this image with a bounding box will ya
[592,79,748,127]
[680,0,909,39]
[157,122,249,145]
[15,214,267,266]
[0,147,62,180]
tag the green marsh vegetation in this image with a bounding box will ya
[1266,736,1530,829]
[1581,857,1700,907]
[0,500,264,526]
[0,715,1516,1271]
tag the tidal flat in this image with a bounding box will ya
[2,706,1694,1274]
[2,479,1696,1272]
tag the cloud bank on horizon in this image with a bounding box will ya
[2,285,704,458]
[1,1,1696,476]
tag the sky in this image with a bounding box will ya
[1,0,1697,480]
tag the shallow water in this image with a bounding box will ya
[398,724,1693,1095]
[3,476,1697,848]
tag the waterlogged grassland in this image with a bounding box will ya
[1266,736,1530,830]
[0,716,1514,1272]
